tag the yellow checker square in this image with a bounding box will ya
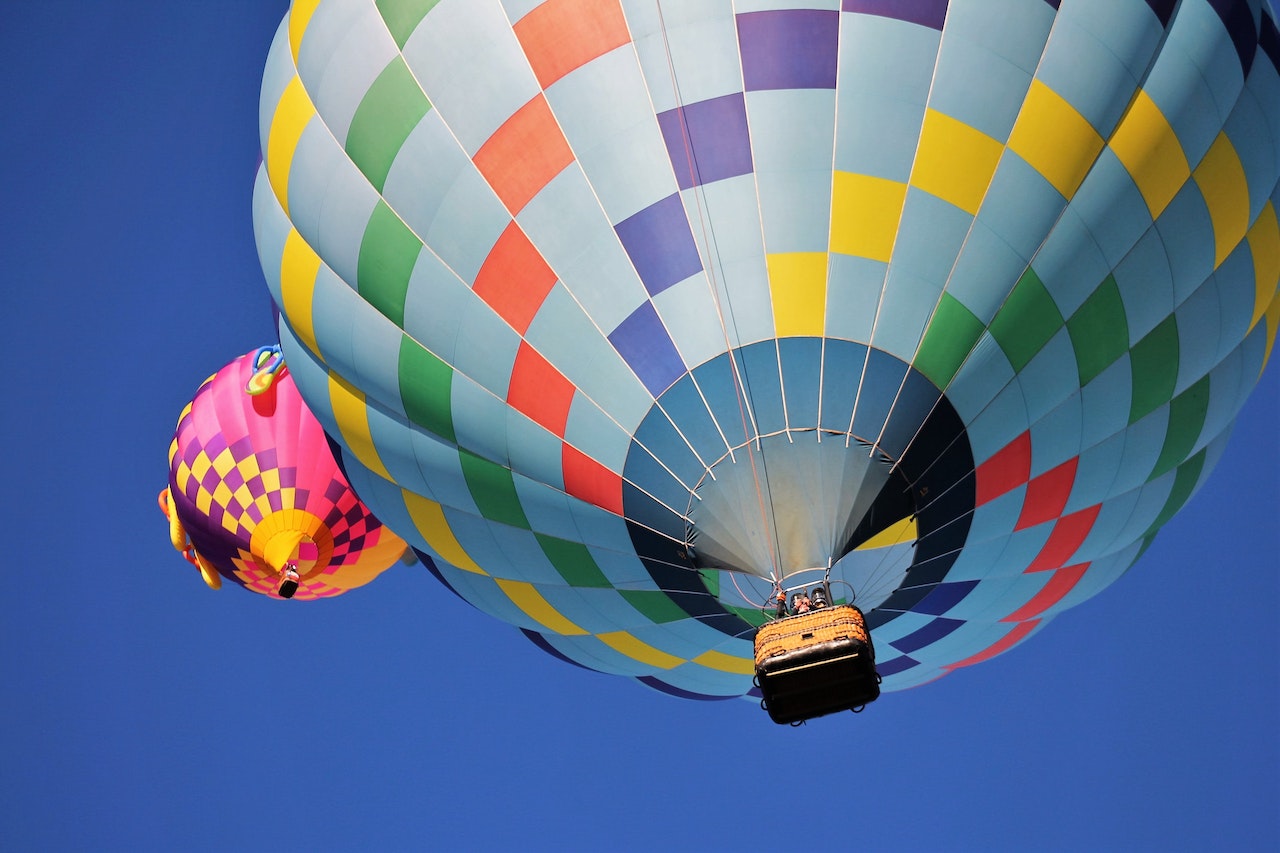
[195,488,214,517]
[288,0,320,64]
[267,75,316,217]
[830,172,906,262]
[220,509,241,536]
[231,483,256,517]
[235,454,263,482]
[692,648,754,675]
[767,252,827,338]
[253,493,275,519]
[258,466,281,493]
[211,480,234,510]
[174,460,193,492]
[1264,288,1280,370]
[1108,89,1189,219]
[857,515,918,550]
[211,448,237,478]
[281,229,323,359]
[1247,202,1280,330]
[1194,132,1251,268]
[189,453,211,485]
[403,491,487,575]
[1007,79,1104,200]
[495,578,587,636]
[910,109,1003,215]
[597,631,683,670]
[329,371,392,480]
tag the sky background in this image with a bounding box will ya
[2,3,1277,851]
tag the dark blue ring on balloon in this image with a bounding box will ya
[621,339,975,640]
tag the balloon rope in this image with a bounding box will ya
[729,570,769,610]
[654,0,782,584]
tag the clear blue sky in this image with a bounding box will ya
[2,3,1276,851]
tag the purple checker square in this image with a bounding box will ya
[737,9,838,91]
[181,439,204,467]
[1207,0,1258,75]
[889,617,964,654]
[635,676,731,702]
[614,194,703,296]
[279,467,297,488]
[200,465,221,494]
[1264,12,1280,77]
[324,479,347,503]
[913,579,979,615]
[268,489,283,513]
[223,466,246,492]
[243,474,264,523]
[608,302,687,397]
[228,434,254,461]
[203,432,228,460]
[841,0,948,31]
[325,500,354,531]
[658,92,753,190]
[875,655,920,677]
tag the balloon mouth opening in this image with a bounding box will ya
[622,339,976,635]
[684,430,916,581]
[681,430,919,612]
[250,509,334,578]
[261,530,321,575]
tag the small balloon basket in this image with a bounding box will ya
[754,604,881,725]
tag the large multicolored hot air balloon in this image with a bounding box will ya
[162,347,407,600]
[252,0,1280,696]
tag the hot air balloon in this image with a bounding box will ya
[161,346,407,600]
[251,0,1280,703]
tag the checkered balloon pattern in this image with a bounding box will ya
[253,0,1280,696]
[167,349,406,600]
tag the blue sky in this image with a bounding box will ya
[2,3,1276,851]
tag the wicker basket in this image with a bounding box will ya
[753,604,880,724]
[754,604,872,667]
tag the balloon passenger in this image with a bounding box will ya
[278,562,301,599]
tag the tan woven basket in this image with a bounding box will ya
[754,604,870,667]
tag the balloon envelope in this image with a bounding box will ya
[165,349,406,600]
[253,0,1280,694]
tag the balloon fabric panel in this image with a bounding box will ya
[253,0,1280,699]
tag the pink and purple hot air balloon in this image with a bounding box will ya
[159,346,407,600]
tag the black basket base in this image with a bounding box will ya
[756,637,880,725]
